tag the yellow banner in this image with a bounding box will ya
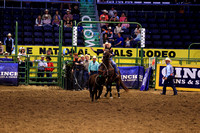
[4,46,200,58]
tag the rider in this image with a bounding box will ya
[91,42,119,77]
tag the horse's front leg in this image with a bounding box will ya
[116,81,120,98]
[104,85,109,98]
[97,86,103,99]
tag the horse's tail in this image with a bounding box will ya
[120,80,129,92]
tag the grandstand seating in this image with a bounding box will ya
[0,8,83,46]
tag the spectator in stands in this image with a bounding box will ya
[132,30,141,46]
[88,56,99,76]
[35,15,43,26]
[42,9,52,20]
[72,53,83,91]
[43,14,52,26]
[125,37,131,48]
[114,23,123,34]
[83,54,90,89]
[72,5,80,15]
[3,52,9,59]
[100,15,106,27]
[63,9,73,21]
[45,56,54,84]
[0,41,4,55]
[121,18,130,29]
[102,27,113,40]
[52,16,60,26]
[64,17,73,28]
[110,12,119,22]
[18,47,26,56]
[100,10,109,21]
[114,33,124,47]
[4,33,14,55]
[78,23,84,33]
[53,10,61,20]
[108,7,117,18]
[102,23,109,32]
[119,13,127,22]
[34,55,47,85]
[134,25,141,34]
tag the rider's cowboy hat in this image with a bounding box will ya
[102,10,108,13]
[165,57,171,62]
[7,33,12,36]
[45,9,49,12]
[103,42,111,48]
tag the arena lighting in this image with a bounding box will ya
[73,26,77,46]
[141,28,145,48]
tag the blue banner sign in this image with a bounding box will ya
[118,66,144,89]
[140,67,152,91]
[156,64,200,91]
[0,63,18,86]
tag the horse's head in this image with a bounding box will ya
[103,50,111,60]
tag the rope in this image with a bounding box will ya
[101,62,109,76]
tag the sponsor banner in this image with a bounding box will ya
[156,64,200,91]
[118,66,144,89]
[140,67,152,91]
[0,63,18,86]
[3,46,200,58]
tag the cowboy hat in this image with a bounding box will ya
[80,55,84,57]
[4,52,9,55]
[85,54,90,58]
[93,56,96,59]
[165,57,171,62]
[108,27,112,30]
[103,42,111,48]
[41,55,45,57]
[45,9,49,12]
[102,10,108,13]
[0,41,2,44]
[7,33,12,36]
[73,53,78,56]
[66,9,71,12]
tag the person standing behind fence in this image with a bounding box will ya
[83,54,90,89]
[33,55,47,85]
[4,33,14,55]
[88,56,99,76]
[0,41,4,55]
[161,58,178,96]
[45,56,54,85]
[72,53,82,91]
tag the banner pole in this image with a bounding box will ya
[15,21,18,61]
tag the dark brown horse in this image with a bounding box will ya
[98,50,128,98]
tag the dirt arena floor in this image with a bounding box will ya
[0,85,200,133]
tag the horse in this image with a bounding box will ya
[88,73,106,102]
[98,50,128,98]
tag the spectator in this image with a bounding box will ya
[17,56,26,83]
[42,9,52,20]
[3,52,9,59]
[45,56,54,84]
[0,41,4,55]
[110,12,119,22]
[83,54,90,89]
[18,47,26,56]
[100,10,109,21]
[102,27,113,40]
[133,30,141,42]
[53,10,61,20]
[114,23,123,34]
[72,53,83,91]
[108,7,117,18]
[100,15,106,27]
[46,49,52,56]
[114,33,124,47]
[78,23,84,33]
[121,18,130,29]
[63,9,73,21]
[125,37,131,48]
[33,55,47,85]
[119,13,127,22]
[52,15,60,26]
[43,14,52,26]
[88,56,99,76]
[35,15,43,26]
[103,34,109,43]
[4,33,14,55]
[64,17,73,28]
[134,25,141,34]
[72,5,80,15]
[102,23,109,32]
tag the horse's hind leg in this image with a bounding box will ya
[116,82,120,98]
[107,85,113,98]
[97,86,103,99]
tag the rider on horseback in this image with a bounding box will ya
[91,42,119,77]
